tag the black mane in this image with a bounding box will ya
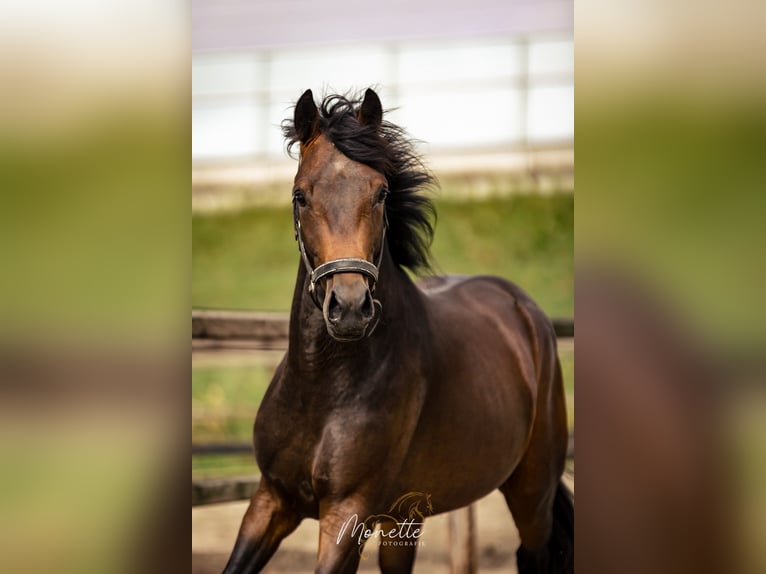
[283,92,437,274]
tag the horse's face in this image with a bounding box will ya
[291,90,388,341]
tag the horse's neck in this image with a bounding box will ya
[286,263,329,369]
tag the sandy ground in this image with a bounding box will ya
[192,475,573,574]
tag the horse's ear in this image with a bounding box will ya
[358,88,382,129]
[294,89,318,143]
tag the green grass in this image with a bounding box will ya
[192,363,274,480]
[193,193,573,318]
[192,207,297,312]
[430,195,574,317]
[192,364,273,444]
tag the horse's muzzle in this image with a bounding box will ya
[323,276,375,341]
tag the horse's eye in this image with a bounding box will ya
[376,187,389,204]
[293,189,307,207]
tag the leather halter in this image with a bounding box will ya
[293,201,387,335]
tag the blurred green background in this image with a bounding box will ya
[193,193,574,317]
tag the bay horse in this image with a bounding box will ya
[222,89,573,574]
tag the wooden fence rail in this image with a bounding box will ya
[192,309,573,351]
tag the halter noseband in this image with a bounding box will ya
[293,202,387,335]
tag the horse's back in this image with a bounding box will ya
[418,273,544,310]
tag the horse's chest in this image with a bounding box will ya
[256,423,315,471]
[254,389,389,511]
[254,406,321,496]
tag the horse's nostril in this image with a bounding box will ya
[327,291,342,324]
[361,290,374,320]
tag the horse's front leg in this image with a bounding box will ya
[221,478,301,574]
[315,496,376,574]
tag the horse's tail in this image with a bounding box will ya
[516,481,574,574]
[549,481,574,573]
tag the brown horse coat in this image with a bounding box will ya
[222,89,572,574]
